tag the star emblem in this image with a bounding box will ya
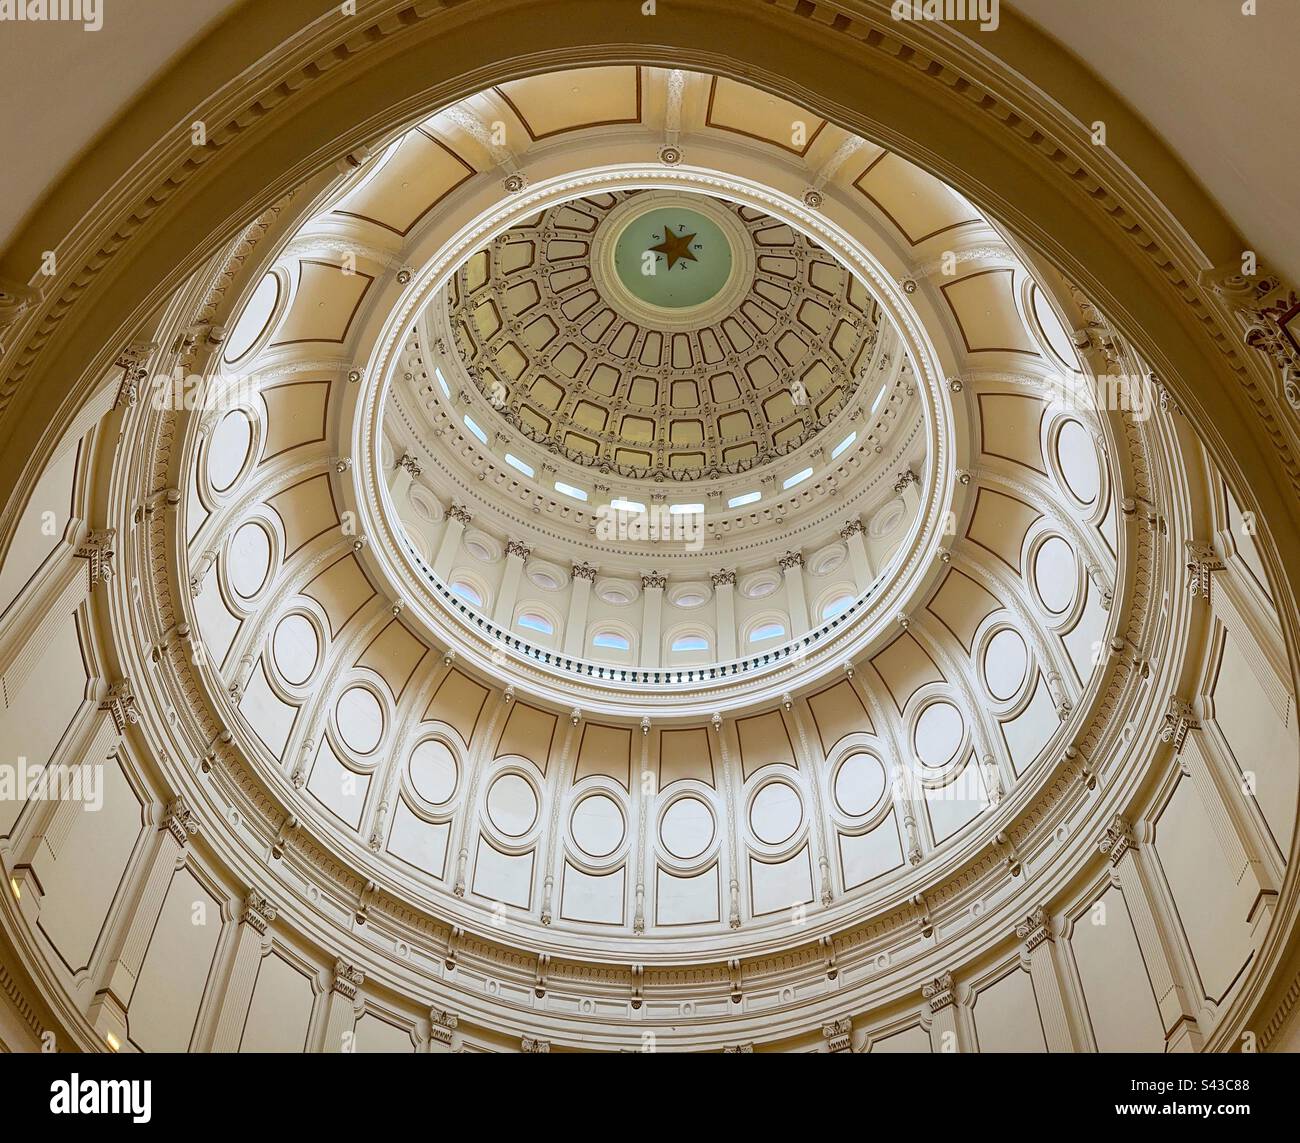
[649,226,698,271]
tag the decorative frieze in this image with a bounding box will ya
[23,2,1280,1053]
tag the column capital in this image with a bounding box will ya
[572,561,598,582]
[1015,906,1054,951]
[722,1042,754,1053]
[75,528,117,588]
[332,960,365,1000]
[98,679,139,735]
[397,452,422,477]
[710,568,737,587]
[430,1008,458,1046]
[778,550,804,571]
[1098,814,1136,865]
[1185,540,1223,600]
[1159,697,1199,753]
[521,1036,550,1053]
[839,518,865,540]
[161,796,199,847]
[923,972,956,1012]
[822,1016,853,1052]
[893,469,919,493]
[505,539,532,561]
[241,889,277,934]
[641,570,667,590]
[446,503,472,526]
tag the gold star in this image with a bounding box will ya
[649,226,698,271]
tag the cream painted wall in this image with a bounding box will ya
[0,0,240,256]
[1014,0,1300,284]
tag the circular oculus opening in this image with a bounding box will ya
[1034,537,1077,614]
[228,522,272,598]
[223,272,280,363]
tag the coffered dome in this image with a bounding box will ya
[441,190,883,482]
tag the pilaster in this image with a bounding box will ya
[208,890,278,1052]
[1015,907,1078,1052]
[1099,815,1203,1051]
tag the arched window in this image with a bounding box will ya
[450,580,483,607]
[821,594,854,620]
[517,612,554,636]
[593,631,630,651]
[749,622,786,643]
[671,635,709,652]
[504,453,533,477]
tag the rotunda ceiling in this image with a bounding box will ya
[441,189,882,482]
[117,62,1158,988]
[4,5,1297,1060]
